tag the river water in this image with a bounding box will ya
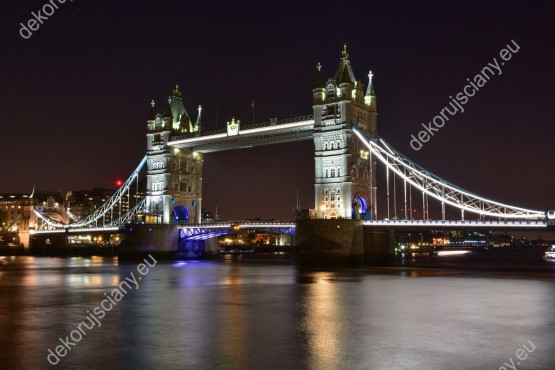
[1,255,554,370]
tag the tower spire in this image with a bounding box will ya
[148,99,156,120]
[365,70,376,107]
[314,62,324,88]
[342,43,349,59]
[173,84,181,97]
[196,105,202,131]
[334,43,356,85]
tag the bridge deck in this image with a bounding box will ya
[168,116,314,153]
[30,219,549,237]
[31,226,122,235]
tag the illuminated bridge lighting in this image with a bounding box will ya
[178,222,296,241]
[362,220,548,229]
[353,128,547,220]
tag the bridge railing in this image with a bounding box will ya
[362,219,547,227]
[30,226,122,235]
[182,221,296,228]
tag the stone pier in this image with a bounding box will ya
[118,224,220,261]
[294,219,394,267]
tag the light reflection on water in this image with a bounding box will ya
[302,273,342,370]
[0,257,554,370]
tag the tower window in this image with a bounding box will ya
[152,182,164,192]
[326,84,335,98]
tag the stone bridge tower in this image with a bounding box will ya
[145,85,203,224]
[312,45,377,220]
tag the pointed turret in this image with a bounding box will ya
[334,44,357,85]
[166,84,189,131]
[148,99,156,121]
[314,62,324,89]
[334,44,356,99]
[313,63,325,103]
[364,70,376,109]
[341,43,349,59]
[195,105,202,132]
[365,71,375,96]
[173,84,181,97]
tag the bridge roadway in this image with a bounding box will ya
[30,222,297,238]
[31,226,121,235]
[179,219,550,240]
[30,219,549,238]
[168,115,314,153]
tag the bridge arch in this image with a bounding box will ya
[172,206,190,224]
[352,195,369,220]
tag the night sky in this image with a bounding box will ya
[2,0,554,221]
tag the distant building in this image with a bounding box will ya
[201,208,215,223]
[219,229,292,247]
[66,182,145,224]
[0,190,65,228]
[0,189,65,246]
[66,188,113,220]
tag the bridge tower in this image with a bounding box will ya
[145,85,203,224]
[312,45,377,220]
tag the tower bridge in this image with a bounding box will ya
[143,44,378,225]
[27,45,554,262]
